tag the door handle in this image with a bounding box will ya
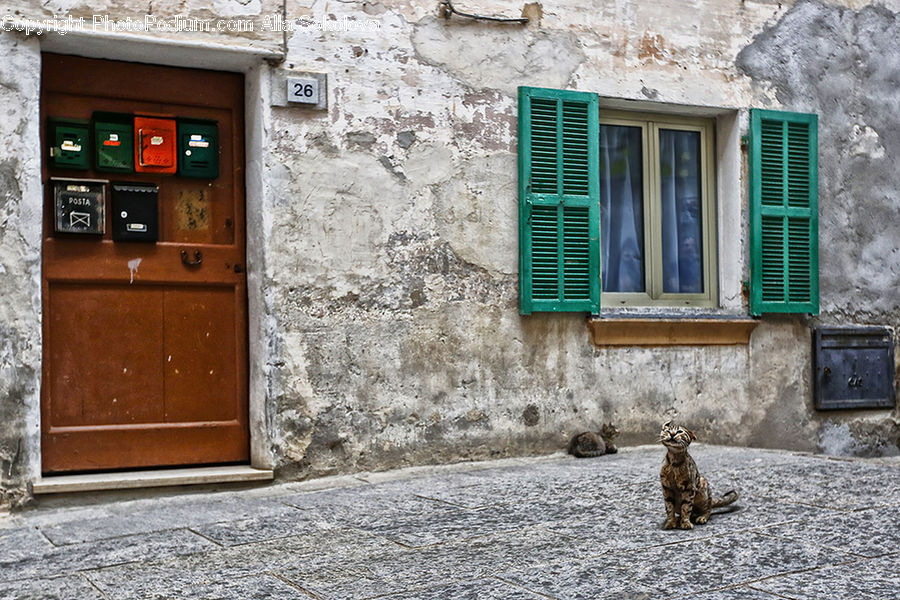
[181,249,203,267]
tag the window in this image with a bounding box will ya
[517,87,819,317]
[598,111,717,307]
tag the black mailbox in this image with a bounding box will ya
[111,182,158,242]
[814,326,895,410]
[52,178,107,235]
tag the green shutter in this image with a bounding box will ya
[518,86,600,314]
[749,109,819,316]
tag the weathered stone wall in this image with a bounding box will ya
[2,0,282,49]
[0,32,42,510]
[258,0,900,479]
[0,0,898,505]
[738,0,900,456]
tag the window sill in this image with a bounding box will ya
[587,313,759,347]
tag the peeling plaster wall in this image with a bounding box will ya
[2,0,900,503]
[257,0,900,476]
[2,0,283,49]
[738,0,900,456]
[0,32,42,509]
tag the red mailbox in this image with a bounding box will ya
[134,116,177,174]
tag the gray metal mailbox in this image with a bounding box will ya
[814,326,895,410]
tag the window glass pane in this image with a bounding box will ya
[659,129,703,294]
[599,125,644,293]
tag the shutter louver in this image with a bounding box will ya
[562,103,590,196]
[530,99,558,194]
[563,206,591,300]
[531,205,560,300]
[750,109,819,315]
[518,87,600,314]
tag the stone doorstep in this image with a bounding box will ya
[32,465,274,495]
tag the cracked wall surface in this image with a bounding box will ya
[738,0,900,457]
[2,0,283,48]
[259,0,900,475]
[0,32,41,510]
[1,0,899,504]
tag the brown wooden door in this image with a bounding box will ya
[40,54,249,473]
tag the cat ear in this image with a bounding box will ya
[686,428,696,441]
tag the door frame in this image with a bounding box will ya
[21,33,282,482]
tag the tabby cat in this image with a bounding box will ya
[568,423,620,458]
[658,421,739,529]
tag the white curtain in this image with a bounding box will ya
[658,129,703,294]
[599,125,644,292]
[600,126,704,295]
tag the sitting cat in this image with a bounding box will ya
[568,423,620,458]
[658,421,739,529]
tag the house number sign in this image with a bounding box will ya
[286,77,319,104]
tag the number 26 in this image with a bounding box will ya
[293,83,315,98]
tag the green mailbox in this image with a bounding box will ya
[48,118,90,170]
[93,112,134,173]
[177,118,219,179]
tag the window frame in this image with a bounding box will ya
[598,109,718,308]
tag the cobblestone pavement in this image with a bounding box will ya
[2,445,899,599]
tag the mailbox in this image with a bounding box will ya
[814,326,895,410]
[134,116,177,174]
[52,178,106,235]
[177,118,219,179]
[48,118,90,170]
[94,112,134,173]
[111,182,158,242]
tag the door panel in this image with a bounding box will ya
[47,284,165,427]
[163,287,239,423]
[41,54,248,473]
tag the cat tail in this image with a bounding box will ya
[711,490,739,508]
